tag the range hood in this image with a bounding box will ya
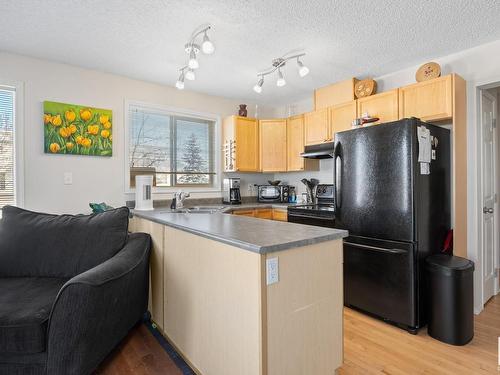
[300,141,334,159]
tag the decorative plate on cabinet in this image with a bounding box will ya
[354,79,377,98]
[415,62,441,82]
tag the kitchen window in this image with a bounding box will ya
[127,102,219,191]
[0,86,16,213]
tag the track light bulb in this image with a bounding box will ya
[175,72,185,90]
[276,69,286,87]
[188,49,199,69]
[185,69,195,81]
[202,32,215,54]
[297,59,309,77]
[253,77,264,93]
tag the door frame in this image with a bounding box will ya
[479,89,499,306]
[473,79,500,314]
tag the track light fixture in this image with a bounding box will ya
[175,70,185,90]
[175,25,215,89]
[252,52,309,93]
[253,76,264,93]
[185,68,195,81]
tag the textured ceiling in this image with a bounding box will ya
[1,0,500,106]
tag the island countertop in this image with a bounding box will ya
[131,208,348,254]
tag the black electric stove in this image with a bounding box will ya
[287,184,335,228]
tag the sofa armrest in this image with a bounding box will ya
[46,233,151,375]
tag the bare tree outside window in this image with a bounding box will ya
[128,105,216,189]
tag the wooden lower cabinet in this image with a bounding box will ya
[159,226,343,375]
[272,209,287,222]
[233,209,255,217]
[255,208,273,219]
[232,208,288,222]
[129,217,165,329]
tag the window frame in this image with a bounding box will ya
[0,81,24,210]
[124,100,221,195]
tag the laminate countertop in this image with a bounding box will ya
[132,205,347,254]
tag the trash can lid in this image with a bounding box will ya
[425,254,474,276]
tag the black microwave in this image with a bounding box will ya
[257,185,290,203]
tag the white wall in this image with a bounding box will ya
[0,52,276,214]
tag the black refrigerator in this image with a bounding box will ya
[334,118,450,333]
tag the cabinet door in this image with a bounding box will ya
[331,100,357,135]
[272,209,288,222]
[235,117,260,171]
[260,119,287,172]
[233,209,255,217]
[304,108,330,145]
[287,115,306,171]
[399,75,453,121]
[357,89,399,125]
[255,209,273,219]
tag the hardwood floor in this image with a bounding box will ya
[96,296,500,375]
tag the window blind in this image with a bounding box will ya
[0,87,15,210]
[128,104,216,188]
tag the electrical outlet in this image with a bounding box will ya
[63,172,73,185]
[248,183,253,193]
[266,257,279,285]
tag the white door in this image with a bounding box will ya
[481,90,498,304]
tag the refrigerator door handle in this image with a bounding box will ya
[344,241,407,254]
[334,142,342,208]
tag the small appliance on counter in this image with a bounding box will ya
[135,175,154,211]
[287,184,335,227]
[257,184,291,203]
[222,178,241,205]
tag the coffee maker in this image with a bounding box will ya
[222,178,241,204]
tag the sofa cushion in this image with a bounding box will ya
[0,206,129,278]
[0,277,67,354]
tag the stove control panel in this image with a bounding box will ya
[316,184,334,199]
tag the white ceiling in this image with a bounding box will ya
[1,0,500,107]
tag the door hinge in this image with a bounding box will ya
[495,193,498,203]
[493,118,497,129]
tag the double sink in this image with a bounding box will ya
[162,206,226,214]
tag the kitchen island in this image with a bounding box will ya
[130,208,347,375]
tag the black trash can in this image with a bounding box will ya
[425,254,474,345]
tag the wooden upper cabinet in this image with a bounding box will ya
[399,75,453,122]
[314,78,358,110]
[260,119,287,172]
[223,116,260,172]
[304,108,331,145]
[330,100,357,136]
[357,89,399,125]
[286,115,320,172]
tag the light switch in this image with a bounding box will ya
[64,172,73,185]
[266,257,279,285]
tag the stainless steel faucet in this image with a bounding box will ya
[173,191,190,209]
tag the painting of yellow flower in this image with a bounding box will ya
[44,101,112,156]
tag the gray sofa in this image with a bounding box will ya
[0,206,151,375]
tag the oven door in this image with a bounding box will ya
[344,236,417,329]
[287,211,335,228]
[258,186,281,202]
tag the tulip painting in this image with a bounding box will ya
[44,101,113,156]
